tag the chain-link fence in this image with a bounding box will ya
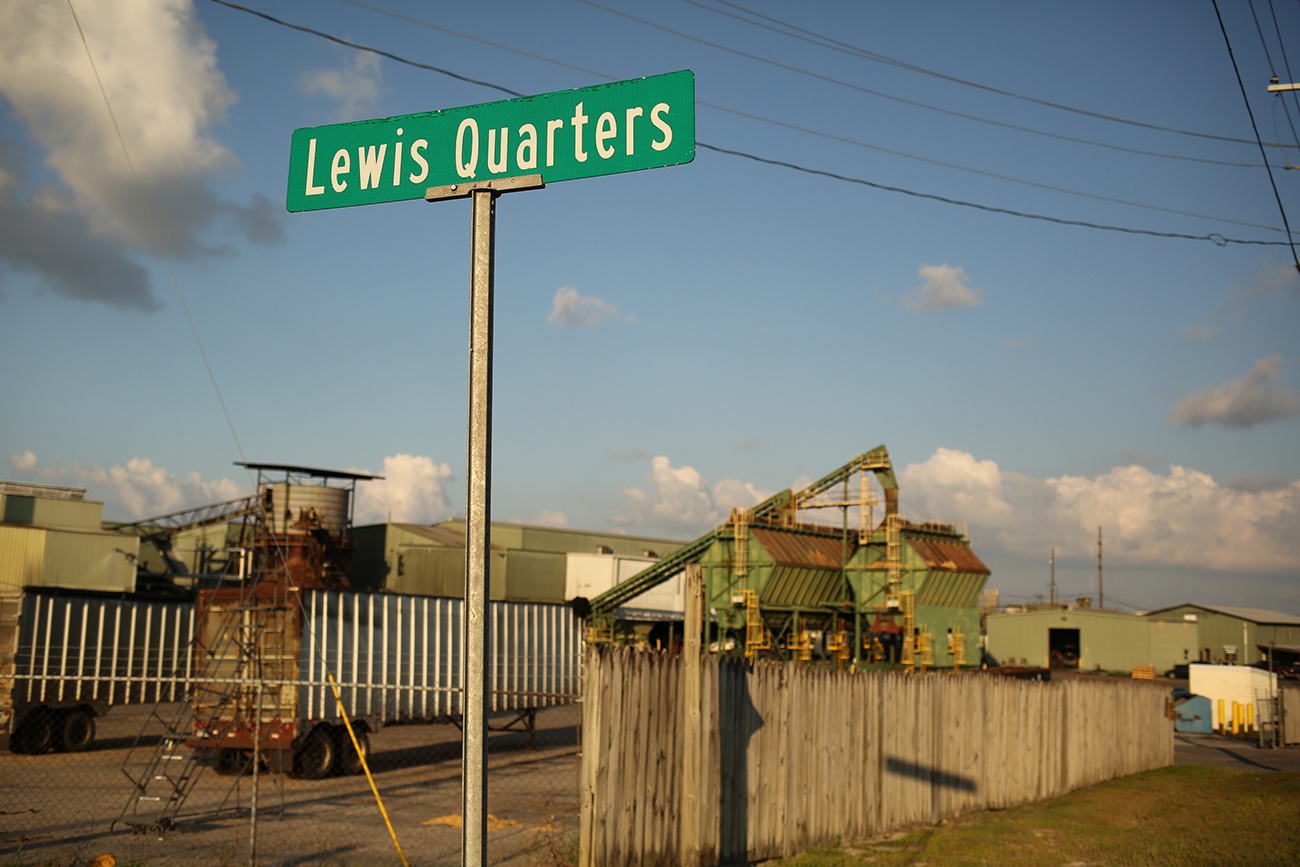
[1,589,585,867]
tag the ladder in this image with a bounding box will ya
[115,606,274,834]
[900,590,916,669]
[743,589,768,660]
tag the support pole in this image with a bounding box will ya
[680,564,703,867]
[463,186,495,867]
[425,173,543,867]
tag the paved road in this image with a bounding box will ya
[1175,732,1300,772]
[1,703,582,867]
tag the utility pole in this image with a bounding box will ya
[1050,547,1056,606]
[1097,527,1104,610]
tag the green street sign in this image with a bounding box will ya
[287,70,694,212]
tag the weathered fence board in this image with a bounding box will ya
[580,648,1174,867]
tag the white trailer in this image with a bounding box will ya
[188,587,585,777]
[1,587,194,753]
[566,552,684,621]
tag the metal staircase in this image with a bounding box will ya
[115,605,276,834]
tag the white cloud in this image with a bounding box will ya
[8,452,247,519]
[900,448,1299,573]
[547,286,633,327]
[900,264,985,315]
[0,0,281,309]
[615,455,772,536]
[297,52,383,122]
[1171,355,1300,429]
[352,454,454,525]
[531,510,570,528]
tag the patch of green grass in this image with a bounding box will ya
[775,766,1300,867]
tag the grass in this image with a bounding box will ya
[773,765,1300,867]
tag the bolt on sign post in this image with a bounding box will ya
[287,70,694,867]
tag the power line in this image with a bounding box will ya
[1248,0,1300,152]
[697,143,1287,246]
[205,0,1290,247]
[701,0,1298,155]
[584,0,1290,151]
[1213,0,1300,271]
[349,0,1276,171]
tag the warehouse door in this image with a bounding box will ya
[1049,628,1080,668]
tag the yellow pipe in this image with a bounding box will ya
[1247,703,1254,732]
[1232,702,1241,735]
[1219,699,1226,733]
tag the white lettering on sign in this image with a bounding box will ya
[409,139,429,183]
[625,107,643,156]
[392,128,404,186]
[546,119,564,168]
[305,138,325,196]
[487,127,508,174]
[331,148,349,192]
[571,102,589,163]
[358,144,387,190]
[517,124,538,170]
[309,98,680,195]
[596,112,616,159]
[456,118,479,179]
[651,103,672,151]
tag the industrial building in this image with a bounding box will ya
[1141,603,1300,666]
[1,482,138,594]
[588,446,991,667]
[349,520,684,602]
[985,608,1198,673]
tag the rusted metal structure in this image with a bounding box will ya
[587,446,990,667]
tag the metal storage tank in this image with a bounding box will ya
[266,483,349,537]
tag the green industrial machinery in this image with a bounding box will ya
[587,446,990,667]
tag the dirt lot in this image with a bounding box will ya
[1,703,581,867]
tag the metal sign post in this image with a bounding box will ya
[287,70,693,867]
[426,175,543,865]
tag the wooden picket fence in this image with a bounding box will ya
[579,646,1174,866]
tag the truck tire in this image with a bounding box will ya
[13,710,53,754]
[294,726,335,779]
[334,727,369,776]
[58,709,95,753]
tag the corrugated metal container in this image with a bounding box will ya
[267,484,349,536]
[566,553,681,617]
[298,590,582,722]
[195,589,584,742]
[3,589,195,736]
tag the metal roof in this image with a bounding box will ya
[751,527,853,569]
[1147,603,1300,625]
[908,538,990,575]
[234,462,383,481]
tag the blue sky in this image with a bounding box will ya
[1,0,1297,612]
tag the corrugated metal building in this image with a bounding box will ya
[0,483,138,594]
[1142,603,1300,665]
[349,520,683,602]
[986,608,1198,673]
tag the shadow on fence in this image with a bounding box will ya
[580,645,1174,867]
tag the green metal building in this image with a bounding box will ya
[589,447,991,667]
[349,520,683,601]
[1141,603,1300,665]
[0,482,138,594]
[986,608,1198,673]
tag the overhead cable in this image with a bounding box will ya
[697,143,1286,247]
[205,0,1289,247]
[583,0,1288,150]
[1212,0,1300,270]
[1247,0,1300,152]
